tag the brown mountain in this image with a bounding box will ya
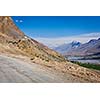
[0,16,65,63]
[0,16,100,82]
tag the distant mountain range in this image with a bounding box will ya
[54,41,81,55]
[34,33,100,49]
[53,38,100,56]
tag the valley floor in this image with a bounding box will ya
[0,54,88,83]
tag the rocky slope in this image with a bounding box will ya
[0,16,100,82]
[0,17,24,42]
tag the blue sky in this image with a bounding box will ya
[12,16,100,38]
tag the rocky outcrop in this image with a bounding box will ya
[0,16,24,44]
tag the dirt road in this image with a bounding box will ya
[0,54,87,83]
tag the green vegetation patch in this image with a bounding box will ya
[71,61,100,70]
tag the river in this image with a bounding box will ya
[67,56,100,65]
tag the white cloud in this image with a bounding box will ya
[33,32,100,48]
[15,19,23,23]
[19,20,23,23]
[15,20,18,22]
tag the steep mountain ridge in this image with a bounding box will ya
[0,16,66,68]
